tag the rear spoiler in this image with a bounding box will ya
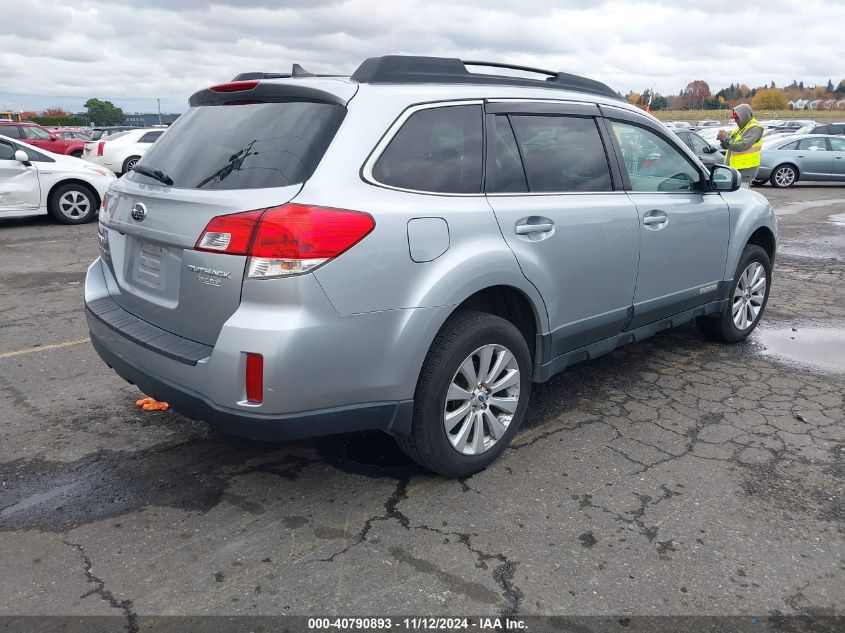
[189,79,351,108]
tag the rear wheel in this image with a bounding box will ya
[70,150,83,158]
[397,310,532,477]
[770,164,797,188]
[123,156,141,174]
[48,183,97,224]
[696,245,771,343]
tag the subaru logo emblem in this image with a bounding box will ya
[130,203,147,222]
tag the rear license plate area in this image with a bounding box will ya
[135,240,163,288]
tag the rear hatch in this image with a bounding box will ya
[100,81,352,346]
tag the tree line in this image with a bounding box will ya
[626,79,845,111]
[19,98,126,126]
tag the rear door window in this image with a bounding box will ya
[132,101,345,190]
[797,138,829,151]
[1,126,23,139]
[509,115,612,192]
[372,105,483,193]
[485,115,527,193]
[138,131,163,143]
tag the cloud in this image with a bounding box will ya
[1,0,842,114]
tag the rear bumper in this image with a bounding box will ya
[89,327,412,440]
[88,313,413,440]
[84,257,422,440]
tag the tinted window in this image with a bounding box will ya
[138,131,163,143]
[814,125,830,134]
[828,137,845,151]
[485,115,527,193]
[0,140,15,160]
[797,137,828,151]
[830,125,845,135]
[1,126,23,139]
[509,115,612,192]
[611,121,701,192]
[134,101,345,190]
[373,105,482,193]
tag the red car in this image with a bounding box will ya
[0,121,86,157]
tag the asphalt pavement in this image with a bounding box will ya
[0,184,842,627]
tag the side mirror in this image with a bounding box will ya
[710,164,740,192]
[14,149,31,164]
[702,145,715,153]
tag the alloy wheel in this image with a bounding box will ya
[732,262,767,330]
[443,344,520,455]
[774,166,795,187]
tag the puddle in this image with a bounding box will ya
[752,324,845,374]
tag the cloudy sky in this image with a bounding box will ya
[2,0,843,115]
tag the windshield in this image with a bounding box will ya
[131,101,345,190]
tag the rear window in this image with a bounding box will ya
[132,102,345,190]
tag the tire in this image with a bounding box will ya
[770,164,797,188]
[123,156,141,174]
[751,179,765,187]
[48,183,97,224]
[696,244,772,343]
[70,150,83,158]
[396,310,532,477]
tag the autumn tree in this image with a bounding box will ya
[41,107,69,117]
[751,88,787,110]
[679,80,711,108]
[19,111,37,121]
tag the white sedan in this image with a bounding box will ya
[83,128,165,175]
[0,134,115,224]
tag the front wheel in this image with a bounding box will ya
[397,310,532,477]
[770,164,797,188]
[697,244,771,343]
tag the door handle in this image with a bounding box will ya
[515,222,554,235]
[643,213,668,226]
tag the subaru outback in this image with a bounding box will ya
[85,56,777,476]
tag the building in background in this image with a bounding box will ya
[122,112,181,126]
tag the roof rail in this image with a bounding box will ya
[232,64,344,81]
[350,55,621,100]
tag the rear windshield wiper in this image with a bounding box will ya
[132,164,174,186]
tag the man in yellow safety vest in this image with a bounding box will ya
[717,103,765,188]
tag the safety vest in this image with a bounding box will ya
[724,118,764,170]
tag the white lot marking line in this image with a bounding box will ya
[0,338,90,359]
[4,238,81,248]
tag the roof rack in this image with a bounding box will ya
[232,64,344,81]
[350,55,621,100]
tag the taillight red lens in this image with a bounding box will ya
[251,204,375,259]
[97,142,105,156]
[194,203,375,278]
[209,80,259,93]
[194,209,264,254]
[245,353,263,404]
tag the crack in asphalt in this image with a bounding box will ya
[64,539,139,633]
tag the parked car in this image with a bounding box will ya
[83,128,165,175]
[672,129,724,167]
[767,120,815,135]
[0,121,87,157]
[756,134,845,187]
[698,125,736,150]
[89,126,139,141]
[53,128,92,140]
[85,56,777,476]
[696,120,721,130]
[0,134,114,223]
[793,122,845,136]
[664,121,692,130]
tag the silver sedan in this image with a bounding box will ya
[756,134,845,187]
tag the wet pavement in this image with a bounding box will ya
[0,184,842,624]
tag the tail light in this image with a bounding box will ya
[195,203,375,278]
[209,80,259,93]
[97,141,105,156]
[245,353,263,404]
